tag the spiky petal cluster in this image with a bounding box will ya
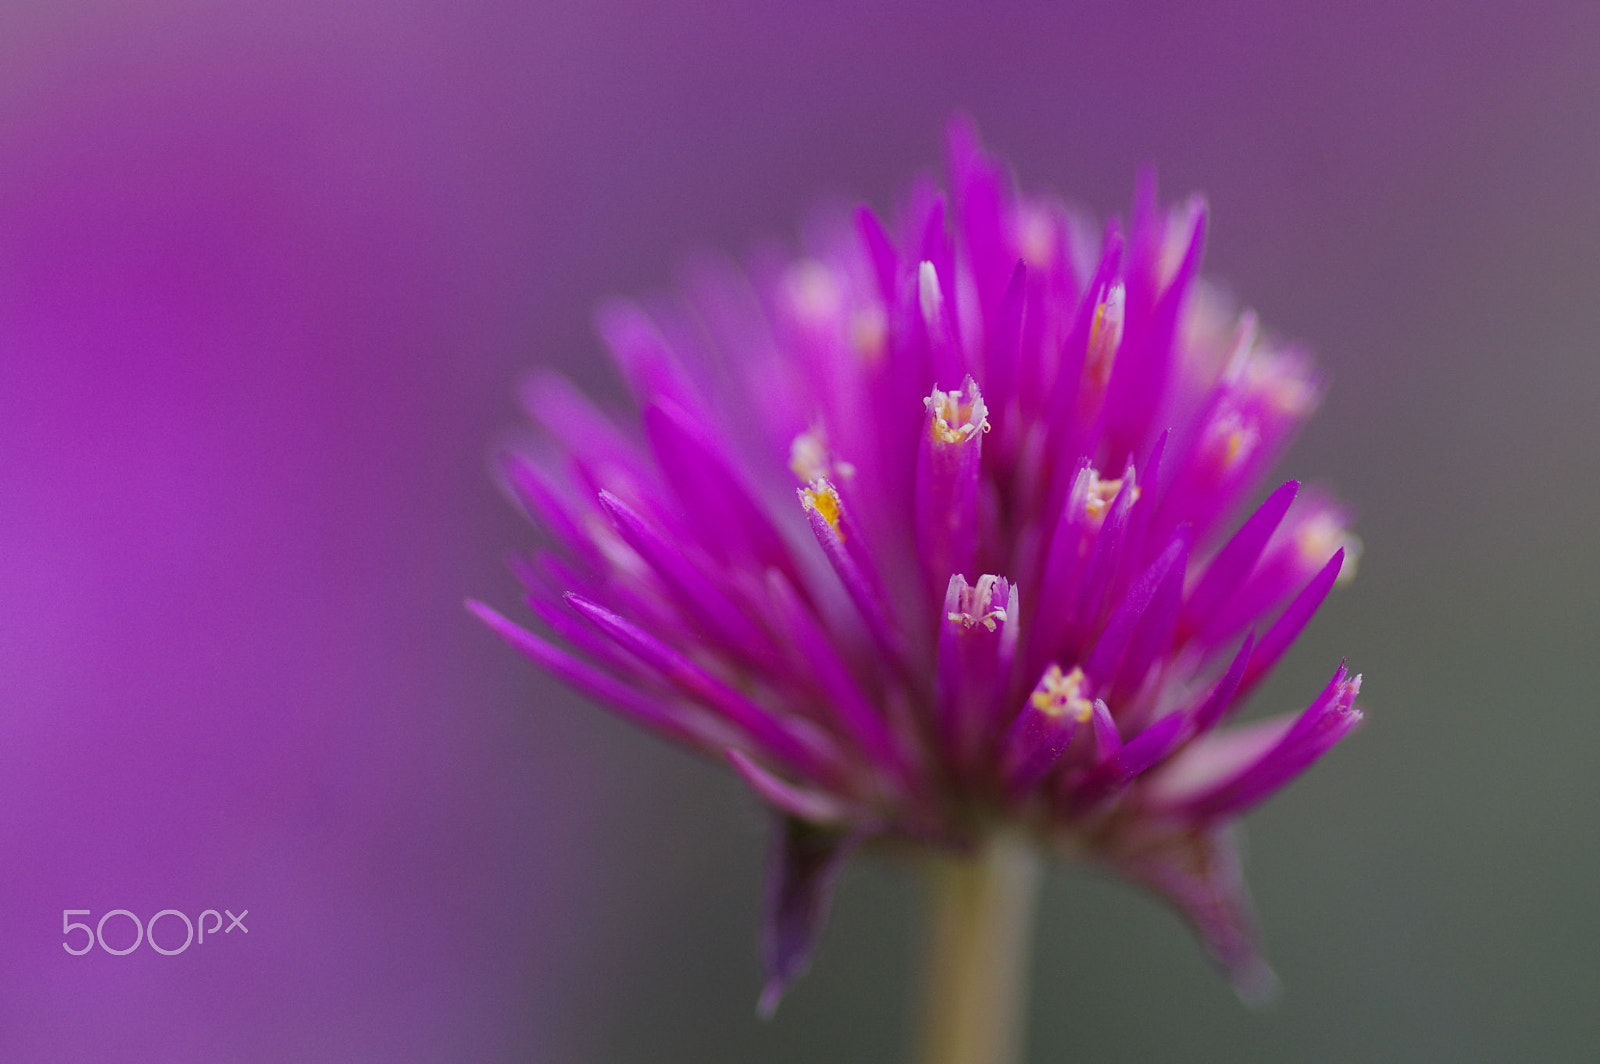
[473,118,1363,1010]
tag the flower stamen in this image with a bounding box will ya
[799,479,845,537]
[946,573,1010,631]
[925,382,991,444]
[1029,664,1095,723]
[1085,282,1125,388]
[918,260,946,334]
[1084,470,1138,525]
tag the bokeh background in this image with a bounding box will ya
[2,1,1597,1060]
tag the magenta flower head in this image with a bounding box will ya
[473,117,1363,1027]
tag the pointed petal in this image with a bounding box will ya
[564,593,844,783]
[597,300,698,413]
[1142,712,1297,812]
[946,112,1014,329]
[916,376,988,591]
[1104,196,1205,458]
[1089,698,1121,760]
[1192,491,1354,653]
[1042,224,1122,437]
[500,452,604,570]
[936,573,1018,779]
[1070,710,1188,808]
[855,205,899,306]
[1000,665,1090,802]
[1027,458,1094,663]
[468,600,731,752]
[519,372,657,503]
[1237,547,1344,699]
[729,750,859,826]
[1109,529,1189,703]
[801,486,908,668]
[985,260,1027,426]
[1114,825,1279,1005]
[1177,665,1363,821]
[642,399,802,586]
[761,570,921,802]
[1071,463,1141,642]
[1189,631,1257,734]
[1110,428,1169,608]
[758,817,864,1017]
[1179,480,1299,644]
[597,490,778,668]
[1084,532,1188,686]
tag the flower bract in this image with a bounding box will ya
[474,117,1364,1011]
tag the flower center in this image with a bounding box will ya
[1030,665,1095,722]
[1084,469,1138,527]
[945,573,1010,631]
[799,479,844,535]
[925,382,990,444]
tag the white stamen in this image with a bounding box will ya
[1083,468,1138,526]
[946,573,1010,632]
[918,260,945,333]
[925,380,991,444]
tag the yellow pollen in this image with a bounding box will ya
[1085,283,1125,388]
[1030,665,1094,722]
[800,482,844,536]
[1206,412,1259,472]
[1084,470,1138,523]
[1225,428,1249,465]
[926,384,991,444]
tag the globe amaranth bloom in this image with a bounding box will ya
[472,117,1363,1011]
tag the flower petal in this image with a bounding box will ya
[1237,547,1345,699]
[1177,664,1363,821]
[564,593,845,784]
[467,600,732,753]
[1114,825,1280,1005]
[1178,479,1299,645]
[729,750,860,826]
[758,816,865,1017]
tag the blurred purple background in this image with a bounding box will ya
[2,1,1597,1060]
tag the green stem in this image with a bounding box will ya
[917,830,1044,1064]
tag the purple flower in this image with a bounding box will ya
[473,117,1363,1012]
